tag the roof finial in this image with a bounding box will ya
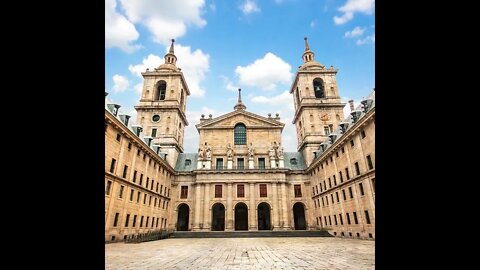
[238,88,242,103]
[169,39,175,54]
[234,88,246,110]
[304,36,310,51]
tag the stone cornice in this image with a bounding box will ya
[134,105,189,126]
[105,172,172,200]
[105,109,176,175]
[306,107,375,173]
[196,110,284,130]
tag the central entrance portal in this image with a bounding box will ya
[234,203,248,231]
[176,204,189,231]
[211,203,225,231]
[293,202,307,230]
[257,202,271,230]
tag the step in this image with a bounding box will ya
[170,230,333,238]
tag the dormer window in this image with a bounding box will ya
[290,158,297,165]
[185,159,191,166]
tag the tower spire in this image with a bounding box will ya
[234,88,246,110]
[169,39,175,54]
[163,38,177,66]
[304,37,310,51]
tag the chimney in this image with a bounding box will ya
[348,100,355,111]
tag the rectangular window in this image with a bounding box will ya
[156,217,159,228]
[365,210,371,224]
[160,185,163,194]
[339,214,343,225]
[361,130,366,138]
[105,181,112,195]
[359,182,365,196]
[146,217,150,228]
[137,149,140,156]
[350,139,354,147]
[149,196,152,206]
[326,196,329,205]
[237,184,245,197]
[143,194,147,204]
[132,170,137,183]
[132,215,137,227]
[113,213,119,227]
[163,200,166,209]
[328,216,332,225]
[140,216,144,227]
[258,158,266,169]
[345,168,350,180]
[139,174,143,186]
[371,178,375,193]
[294,184,302,197]
[128,142,132,150]
[237,158,244,169]
[180,186,188,199]
[342,189,346,200]
[151,180,154,190]
[324,216,327,226]
[122,165,128,178]
[353,212,358,224]
[323,181,326,190]
[355,162,360,176]
[330,156,333,162]
[339,171,343,183]
[349,187,354,198]
[109,158,116,173]
[321,197,324,207]
[137,192,140,203]
[316,185,319,194]
[154,197,157,207]
[146,177,149,188]
[336,192,339,202]
[151,128,157,138]
[116,133,121,141]
[341,147,345,153]
[314,200,317,208]
[143,153,146,160]
[216,158,224,170]
[334,215,338,226]
[312,187,315,195]
[215,185,222,198]
[319,216,322,227]
[119,185,124,198]
[347,213,351,225]
[324,126,330,135]
[260,184,267,197]
[331,194,334,204]
[328,178,331,188]
[366,155,374,170]
[156,183,159,193]
[125,214,130,227]
[336,151,339,158]
[333,175,337,186]
[129,189,134,201]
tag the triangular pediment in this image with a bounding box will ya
[196,110,285,129]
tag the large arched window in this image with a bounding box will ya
[155,81,167,101]
[313,78,325,98]
[234,123,246,145]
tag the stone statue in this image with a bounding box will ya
[226,144,234,158]
[269,143,276,159]
[205,144,212,160]
[276,142,284,159]
[198,147,205,159]
[248,143,255,158]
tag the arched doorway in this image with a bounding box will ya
[293,202,307,230]
[234,203,248,230]
[211,203,225,231]
[257,202,271,230]
[177,204,189,231]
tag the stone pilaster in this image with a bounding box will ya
[226,183,233,230]
[249,183,256,230]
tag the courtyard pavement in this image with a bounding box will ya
[105,237,374,270]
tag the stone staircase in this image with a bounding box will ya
[170,230,333,238]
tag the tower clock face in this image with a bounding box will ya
[152,115,160,122]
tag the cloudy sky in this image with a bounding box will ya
[105,0,375,153]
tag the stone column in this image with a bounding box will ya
[203,183,210,230]
[280,183,289,230]
[226,183,233,231]
[227,157,233,169]
[193,183,202,230]
[248,157,254,169]
[271,182,280,230]
[249,183,257,230]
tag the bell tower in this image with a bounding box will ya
[134,39,189,167]
[290,37,346,166]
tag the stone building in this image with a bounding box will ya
[105,38,375,241]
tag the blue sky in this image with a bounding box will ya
[105,0,375,153]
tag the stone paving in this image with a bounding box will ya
[105,237,374,270]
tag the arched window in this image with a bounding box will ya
[155,81,167,101]
[234,123,246,145]
[313,78,325,98]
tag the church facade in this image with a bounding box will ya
[105,38,375,242]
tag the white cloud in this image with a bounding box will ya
[334,0,375,25]
[112,74,130,93]
[235,53,293,91]
[128,44,210,97]
[134,83,143,94]
[356,34,375,45]
[119,0,207,45]
[344,26,366,38]
[105,0,140,53]
[240,0,260,14]
[310,20,316,28]
[250,91,294,111]
[221,76,239,92]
